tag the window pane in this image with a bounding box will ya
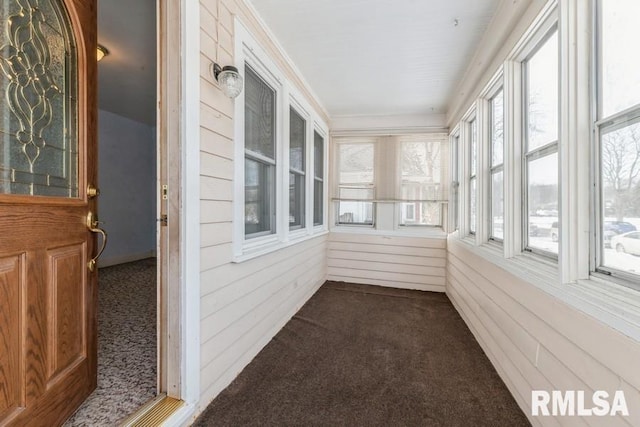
[289,172,305,230]
[313,131,324,225]
[470,119,477,176]
[526,31,558,151]
[601,121,640,275]
[400,141,441,201]
[245,158,275,237]
[314,178,323,226]
[491,90,504,166]
[289,108,305,230]
[314,131,324,179]
[453,135,460,230]
[339,143,374,184]
[289,108,305,171]
[245,66,275,159]
[470,177,476,234]
[491,171,504,240]
[469,120,477,234]
[601,0,640,118]
[338,201,373,225]
[399,202,441,227]
[527,153,558,254]
[0,0,78,197]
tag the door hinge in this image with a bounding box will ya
[162,184,168,200]
[159,214,168,226]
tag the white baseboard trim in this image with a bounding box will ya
[98,250,157,268]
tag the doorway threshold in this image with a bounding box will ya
[119,394,184,427]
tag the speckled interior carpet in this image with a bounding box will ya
[64,258,157,427]
[194,281,530,427]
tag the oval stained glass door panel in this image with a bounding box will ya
[0,0,78,197]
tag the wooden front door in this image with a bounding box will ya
[0,0,98,425]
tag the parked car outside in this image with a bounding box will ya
[604,221,637,234]
[603,221,637,248]
[610,231,640,255]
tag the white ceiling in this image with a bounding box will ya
[95,0,500,125]
[97,0,156,125]
[249,0,500,119]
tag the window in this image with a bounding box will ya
[403,203,416,221]
[333,134,448,232]
[336,142,375,226]
[244,65,276,238]
[468,119,477,234]
[596,0,640,280]
[490,89,504,241]
[399,140,442,227]
[523,29,558,256]
[451,132,460,231]
[234,24,328,260]
[289,107,305,230]
[313,130,324,226]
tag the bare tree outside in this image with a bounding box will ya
[602,122,640,221]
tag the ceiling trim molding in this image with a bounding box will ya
[330,113,447,136]
[331,127,449,137]
[446,0,547,127]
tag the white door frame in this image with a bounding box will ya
[158,0,200,422]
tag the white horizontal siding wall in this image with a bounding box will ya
[327,233,447,292]
[448,239,640,427]
[198,0,330,413]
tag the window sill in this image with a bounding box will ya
[232,229,329,263]
[331,225,447,239]
[457,237,559,286]
[451,237,640,343]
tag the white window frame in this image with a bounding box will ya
[287,95,311,239]
[460,105,478,239]
[332,133,448,236]
[449,126,461,233]
[521,24,560,259]
[312,124,329,230]
[238,55,284,249]
[473,69,505,245]
[395,135,448,229]
[448,0,640,344]
[244,65,279,240]
[233,20,328,261]
[403,203,416,221]
[489,84,505,243]
[469,119,478,236]
[592,0,640,289]
[333,138,377,228]
[452,2,562,262]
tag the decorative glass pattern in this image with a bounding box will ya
[0,0,78,197]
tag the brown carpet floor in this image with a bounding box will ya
[194,281,530,427]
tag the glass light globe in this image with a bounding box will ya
[218,66,244,98]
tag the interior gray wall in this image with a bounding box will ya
[98,109,156,266]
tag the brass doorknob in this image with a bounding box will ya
[87,184,100,198]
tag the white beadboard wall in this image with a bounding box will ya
[198,0,330,412]
[327,232,447,292]
[447,239,640,427]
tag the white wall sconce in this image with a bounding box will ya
[212,62,244,98]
